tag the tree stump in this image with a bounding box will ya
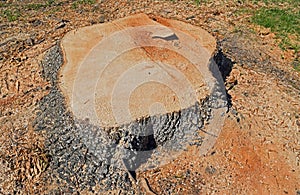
[58,13,227,171]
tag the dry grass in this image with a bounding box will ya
[0,114,49,194]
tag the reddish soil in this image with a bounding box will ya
[140,64,300,194]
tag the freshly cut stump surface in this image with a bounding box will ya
[60,13,218,126]
[37,13,227,192]
[59,12,227,168]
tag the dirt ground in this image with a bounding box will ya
[0,0,299,194]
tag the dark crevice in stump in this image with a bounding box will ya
[213,45,234,82]
[212,41,235,109]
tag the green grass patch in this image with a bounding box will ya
[241,0,299,6]
[252,8,299,51]
[250,5,299,71]
[1,9,21,22]
[252,8,299,35]
[0,1,61,22]
[72,0,96,9]
[46,0,56,6]
[194,0,201,5]
[193,0,211,5]
[80,0,96,4]
[25,0,58,10]
[25,3,44,10]
[294,64,300,71]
